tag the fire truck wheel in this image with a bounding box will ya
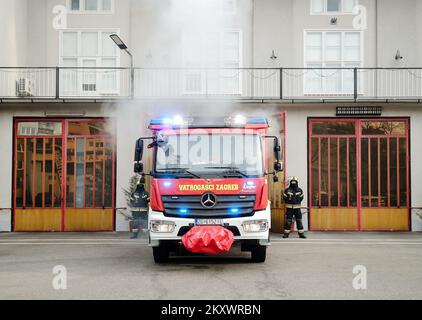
[152,246,169,263]
[250,245,266,263]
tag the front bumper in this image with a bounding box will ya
[148,206,271,247]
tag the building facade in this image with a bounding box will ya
[1,0,422,232]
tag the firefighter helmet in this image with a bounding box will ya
[288,176,299,185]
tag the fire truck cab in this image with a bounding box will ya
[133,115,283,263]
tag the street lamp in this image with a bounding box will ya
[110,34,134,98]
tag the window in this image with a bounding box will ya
[182,30,242,95]
[67,0,113,13]
[18,122,62,136]
[311,0,357,14]
[155,133,263,176]
[304,31,361,94]
[60,30,119,95]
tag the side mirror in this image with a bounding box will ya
[134,138,144,162]
[134,162,144,174]
[274,161,283,172]
[273,139,281,161]
[273,137,283,172]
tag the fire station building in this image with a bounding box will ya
[1,0,422,232]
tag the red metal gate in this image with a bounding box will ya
[13,118,116,231]
[309,118,409,231]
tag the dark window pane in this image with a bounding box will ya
[370,138,379,207]
[390,138,398,207]
[66,138,75,208]
[95,140,104,207]
[339,138,347,207]
[76,138,85,208]
[349,139,357,207]
[399,138,407,207]
[25,139,34,207]
[85,162,93,208]
[35,139,44,207]
[68,121,114,136]
[311,138,319,207]
[53,138,62,208]
[320,138,328,206]
[380,138,388,207]
[16,138,25,207]
[361,138,369,207]
[44,138,53,208]
[85,139,95,208]
[327,0,340,12]
[104,141,113,208]
[330,138,338,207]
[71,0,80,10]
[312,121,355,135]
[361,121,406,135]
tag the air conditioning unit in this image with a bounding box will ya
[16,78,34,97]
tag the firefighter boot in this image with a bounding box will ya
[298,231,307,239]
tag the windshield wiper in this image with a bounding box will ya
[203,166,249,178]
[158,167,202,179]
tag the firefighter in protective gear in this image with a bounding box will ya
[283,177,306,239]
[129,176,150,239]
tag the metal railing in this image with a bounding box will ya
[1,67,422,102]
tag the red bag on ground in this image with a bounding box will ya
[182,226,234,255]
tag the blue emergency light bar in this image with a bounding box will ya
[149,116,268,128]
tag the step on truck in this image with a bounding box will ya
[133,115,283,263]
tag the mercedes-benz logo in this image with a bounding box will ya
[201,193,217,208]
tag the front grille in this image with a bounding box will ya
[177,226,241,237]
[162,194,256,218]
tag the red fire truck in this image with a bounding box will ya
[133,115,282,263]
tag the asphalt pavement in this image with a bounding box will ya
[0,231,421,299]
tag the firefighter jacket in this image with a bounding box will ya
[130,186,150,212]
[283,186,304,209]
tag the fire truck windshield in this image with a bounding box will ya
[155,133,264,177]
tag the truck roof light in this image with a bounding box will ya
[234,115,247,125]
[150,116,193,127]
[224,116,269,127]
[247,118,268,125]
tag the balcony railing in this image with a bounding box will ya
[1,67,422,102]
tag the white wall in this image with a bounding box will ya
[0,0,28,66]
[378,0,419,67]
[3,0,422,69]
[0,111,13,231]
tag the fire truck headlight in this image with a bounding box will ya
[150,220,176,233]
[242,220,268,233]
[163,181,172,187]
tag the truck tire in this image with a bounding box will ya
[153,246,169,263]
[251,245,266,263]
